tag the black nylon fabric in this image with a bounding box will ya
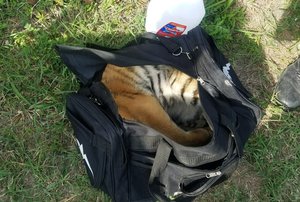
[57,25,262,202]
[56,27,250,97]
[66,92,129,201]
[55,42,191,85]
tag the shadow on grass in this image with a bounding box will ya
[275,0,300,41]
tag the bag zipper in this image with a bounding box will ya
[173,170,222,199]
[180,36,215,132]
[193,34,261,122]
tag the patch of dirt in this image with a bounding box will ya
[196,159,263,201]
[238,0,299,80]
[229,159,263,200]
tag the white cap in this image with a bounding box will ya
[145,0,206,37]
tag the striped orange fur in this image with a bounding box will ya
[102,64,212,146]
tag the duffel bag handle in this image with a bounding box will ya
[147,140,227,201]
[148,140,172,201]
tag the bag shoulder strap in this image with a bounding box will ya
[148,140,172,201]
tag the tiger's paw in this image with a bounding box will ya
[185,127,213,147]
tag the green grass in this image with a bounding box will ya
[275,0,300,41]
[1,0,299,201]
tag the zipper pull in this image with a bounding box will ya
[206,171,222,178]
[94,98,102,106]
[185,52,192,60]
[89,96,102,106]
[169,191,183,200]
[197,76,205,85]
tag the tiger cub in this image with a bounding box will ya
[102,64,212,146]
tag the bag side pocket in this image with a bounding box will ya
[66,94,110,189]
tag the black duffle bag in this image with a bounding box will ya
[56,26,261,202]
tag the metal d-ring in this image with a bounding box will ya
[172,47,192,60]
[172,47,183,57]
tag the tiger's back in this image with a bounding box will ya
[102,64,210,146]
